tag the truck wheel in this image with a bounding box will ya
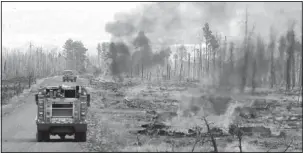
[75,132,86,142]
[36,131,50,142]
[74,78,77,82]
[44,132,50,142]
[36,131,43,142]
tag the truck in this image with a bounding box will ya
[62,70,77,82]
[35,85,90,142]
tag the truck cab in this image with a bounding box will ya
[35,85,90,142]
[62,70,77,82]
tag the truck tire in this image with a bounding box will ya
[75,132,86,142]
[74,78,77,82]
[36,131,50,142]
[36,131,43,142]
[44,132,50,142]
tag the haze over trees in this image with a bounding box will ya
[98,2,301,92]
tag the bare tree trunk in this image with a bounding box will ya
[167,63,169,80]
[137,64,139,76]
[130,65,133,78]
[252,57,257,94]
[270,50,275,88]
[291,54,295,89]
[206,46,209,75]
[28,43,33,88]
[230,42,234,73]
[269,27,277,88]
[188,53,191,79]
[240,8,251,92]
[174,58,177,77]
[279,50,285,86]
[286,52,291,90]
[157,66,159,81]
[203,118,218,152]
[179,59,183,81]
[199,44,202,79]
[193,48,196,80]
[213,49,216,73]
[286,30,295,90]
[241,49,249,92]
[299,55,302,87]
[169,64,171,80]
[141,63,144,80]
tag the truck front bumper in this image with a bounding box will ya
[63,76,74,79]
[36,122,87,132]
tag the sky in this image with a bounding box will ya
[2,2,302,55]
[2,2,144,54]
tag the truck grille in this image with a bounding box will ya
[52,109,73,117]
[52,103,73,117]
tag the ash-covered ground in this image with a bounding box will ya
[81,76,302,152]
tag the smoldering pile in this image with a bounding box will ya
[135,94,238,137]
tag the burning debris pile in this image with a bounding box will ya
[133,92,301,140]
[137,110,227,137]
[132,94,238,137]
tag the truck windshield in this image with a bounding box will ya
[63,71,73,75]
[45,89,76,98]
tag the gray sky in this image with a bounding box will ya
[2,2,143,54]
[2,2,301,55]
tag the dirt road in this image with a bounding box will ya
[2,76,89,152]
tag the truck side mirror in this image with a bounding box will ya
[87,94,90,107]
[35,94,38,105]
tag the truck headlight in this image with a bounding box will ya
[38,114,44,120]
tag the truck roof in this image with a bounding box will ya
[40,85,78,90]
[63,70,73,72]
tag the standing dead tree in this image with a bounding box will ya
[229,123,244,153]
[188,53,191,80]
[286,24,295,90]
[278,36,287,86]
[203,117,218,152]
[269,26,277,88]
[240,23,255,92]
[203,23,213,76]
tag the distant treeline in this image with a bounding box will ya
[98,22,301,92]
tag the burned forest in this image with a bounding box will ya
[2,1,302,152]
